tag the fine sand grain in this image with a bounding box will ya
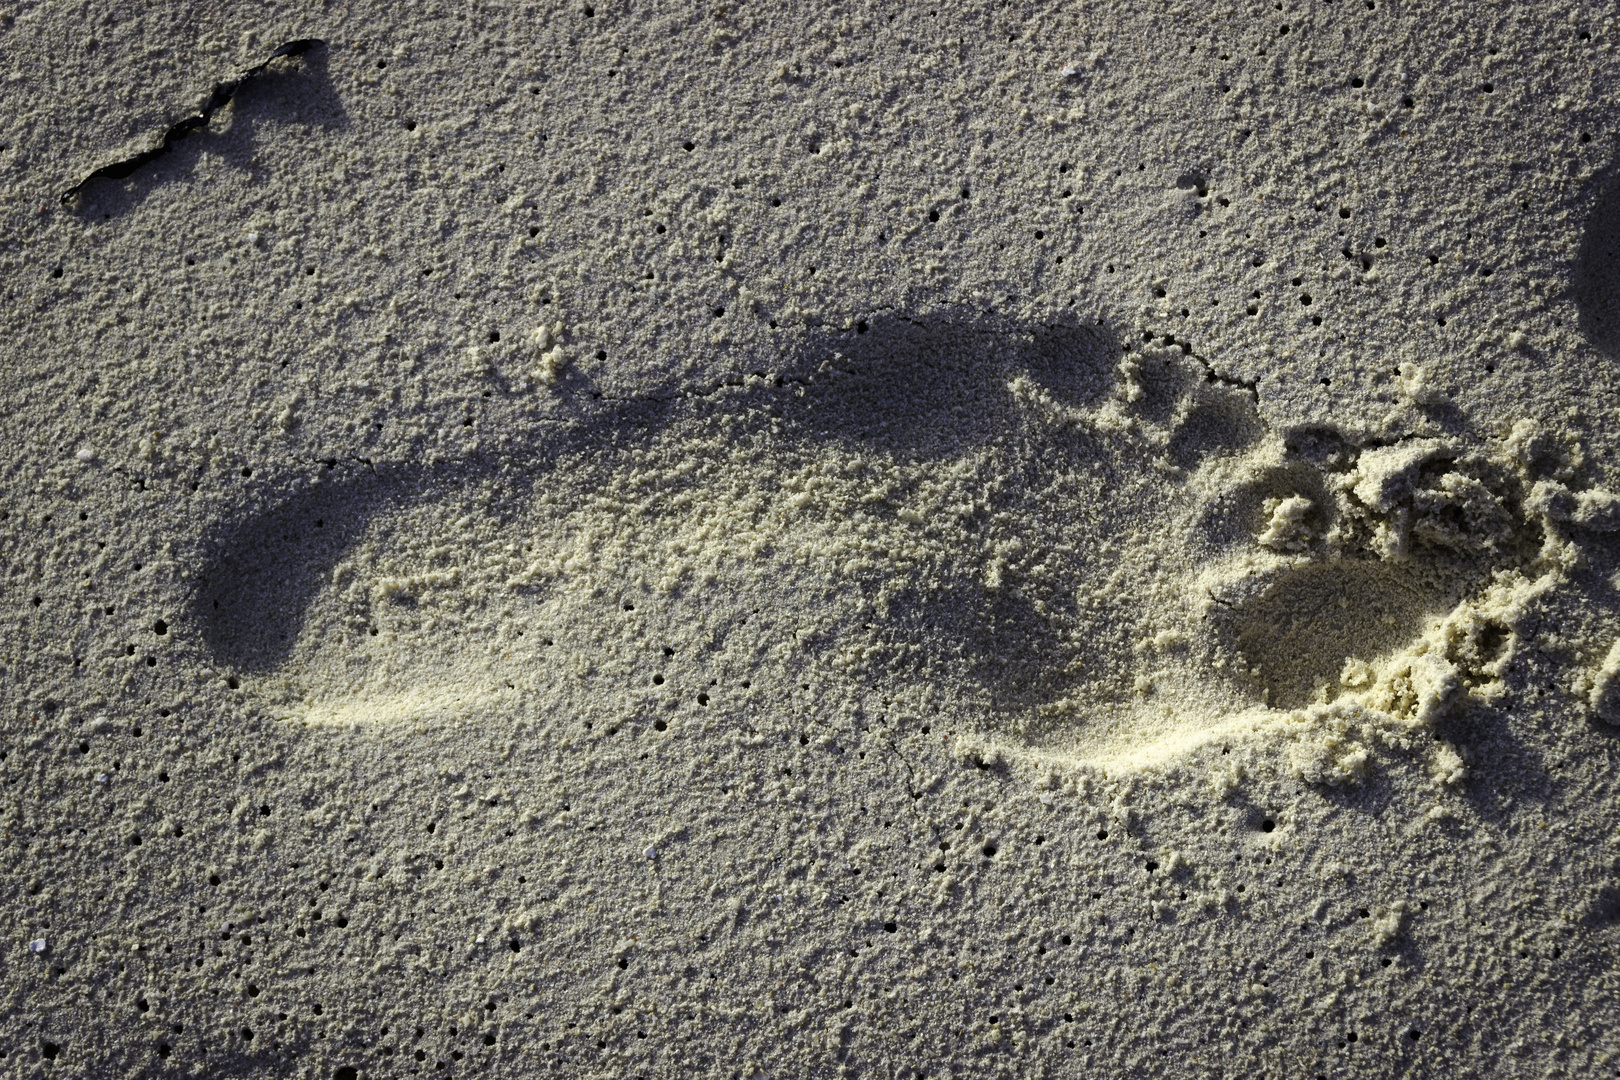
[3,3,1619,1077]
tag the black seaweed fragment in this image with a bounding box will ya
[60,38,324,204]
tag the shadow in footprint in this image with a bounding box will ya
[192,402,669,674]
[1225,559,1459,710]
[777,310,1119,459]
[190,309,1123,719]
[1168,395,1265,472]
[765,309,1122,704]
[1575,148,1620,357]
[195,462,390,674]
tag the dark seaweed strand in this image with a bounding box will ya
[59,38,324,204]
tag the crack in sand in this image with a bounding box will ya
[60,39,324,205]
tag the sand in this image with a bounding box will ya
[3,2,1619,1076]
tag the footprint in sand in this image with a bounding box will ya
[188,309,1567,766]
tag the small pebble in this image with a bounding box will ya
[246,231,260,243]
[28,938,46,954]
[95,773,108,784]
[74,448,94,462]
[644,846,657,860]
